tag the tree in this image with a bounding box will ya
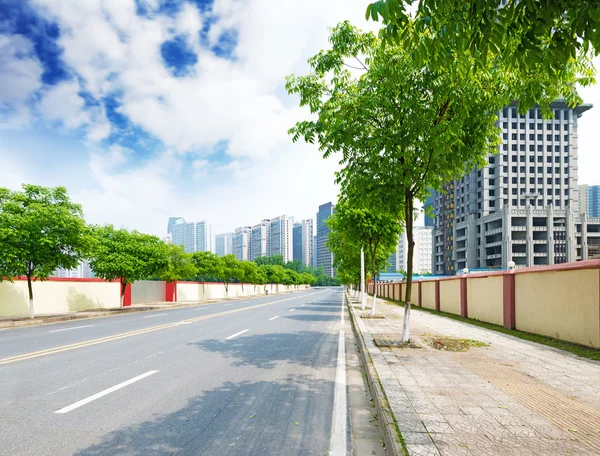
[219,254,243,293]
[287,22,504,340]
[0,184,92,318]
[239,261,260,291]
[254,255,285,267]
[282,269,300,286]
[159,244,197,301]
[326,202,398,315]
[366,0,596,112]
[192,251,222,282]
[89,226,168,307]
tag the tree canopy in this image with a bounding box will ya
[160,244,197,283]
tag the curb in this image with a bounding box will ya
[346,293,406,456]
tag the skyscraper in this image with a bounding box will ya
[423,191,434,227]
[195,220,214,253]
[293,222,303,262]
[167,217,185,234]
[301,219,314,267]
[233,226,251,261]
[579,184,589,215]
[171,221,196,253]
[580,185,600,218]
[316,202,335,276]
[397,227,433,274]
[432,102,600,273]
[269,215,294,262]
[251,220,270,260]
[215,233,233,256]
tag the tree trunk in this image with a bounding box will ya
[360,248,366,310]
[120,279,126,309]
[370,257,378,316]
[26,274,34,319]
[402,192,415,343]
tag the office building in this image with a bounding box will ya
[423,191,434,227]
[171,220,196,254]
[270,215,294,262]
[313,235,318,268]
[215,233,233,256]
[233,226,251,261]
[167,217,185,234]
[580,184,600,218]
[195,220,214,253]
[397,227,433,274]
[293,222,303,262]
[316,202,335,276]
[432,101,600,273]
[251,220,271,260]
[300,219,314,267]
[53,260,94,279]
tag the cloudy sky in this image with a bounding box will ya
[1,0,599,237]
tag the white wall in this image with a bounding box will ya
[175,282,307,302]
[0,279,120,317]
[131,281,166,304]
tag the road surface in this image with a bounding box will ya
[0,287,353,455]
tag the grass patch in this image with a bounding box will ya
[425,336,488,352]
[380,297,600,362]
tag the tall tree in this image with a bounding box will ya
[287,22,505,339]
[159,244,197,301]
[366,0,597,111]
[0,185,91,318]
[219,254,243,293]
[89,226,168,307]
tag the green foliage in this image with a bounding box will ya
[220,254,243,291]
[254,255,285,266]
[0,184,92,306]
[159,244,197,283]
[192,251,222,282]
[366,0,596,111]
[89,225,168,297]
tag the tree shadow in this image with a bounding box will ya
[67,287,103,312]
[296,306,341,313]
[74,374,334,456]
[190,331,337,370]
[284,315,338,322]
[0,282,28,317]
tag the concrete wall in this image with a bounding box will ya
[515,268,600,348]
[439,279,461,315]
[0,279,120,317]
[421,282,436,309]
[131,281,166,304]
[467,275,504,326]
[175,282,307,303]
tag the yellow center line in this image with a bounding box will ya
[0,290,329,366]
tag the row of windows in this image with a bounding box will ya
[506,199,569,207]
[503,133,569,142]
[500,155,569,163]
[502,107,572,121]
[503,144,570,152]
[503,122,569,131]
[505,166,569,174]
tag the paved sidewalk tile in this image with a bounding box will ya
[351,294,600,456]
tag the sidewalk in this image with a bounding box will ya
[348,293,600,456]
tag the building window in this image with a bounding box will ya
[547,189,552,195]
[546,134,552,141]
[519,155,525,162]
[512,188,517,195]
[547,167,552,173]
[503,155,508,162]
[554,135,559,141]
[503,188,508,195]
[537,145,543,152]
[537,156,543,163]
[563,123,568,131]
[564,135,569,141]
[537,134,543,141]
[529,156,535,162]
[512,166,517,173]
[512,144,517,151]
[520,133,525,140]
[546,124,552,130]
[565,200,569,207]
[564,189,569,196]
[529,111,535,119]
[529,123,534,130]
[538,200,544,206]
[564,167,569,174]
[537,167,543,173]
[564,146,569,152]
[489,167,495,175]
[503,122,508,129]
[504,177,508,184]
[554,123,560,130]
[512,107,517,117]
[512,122,517,129]
[547,199,552,205]
[503,144,508,151]
[555,189,560,195]
[489,156,495,164]
[489,200,496,207]
[555,167,560,174]
[520,177,525,184]
[512,156,517,162]
[520,199,525,205]
[520,166,526,173]
[564,178,569,184]
[512,177,517,184]
[555,145,560,152]
[502,108,508,118]
[547,178,552,184]
[489,178,495,185]
[546,156,552,163]
[512,199,518,205]
[503,166,508,172]
[537,177,543,184]
[530,177,535,184]
[529,166,534,173]
[555,178,560,184]
[554,110,561,120]
[529,145,534,151]
[537,123,542,129]
[554,156,560,162]
[547,145,552,152]
[512,133,517,140]
[555,200,561,206]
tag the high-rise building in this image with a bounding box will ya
[301,219,314,267]
[316,202,335,276]
[171,221,196,253]
[167,217,185,234]
[251,220,271,260]
[313,235,318,268]
[53,260,94,279]
[579,184,589,215]
[269,215,294,262]
[432,102,600,273]
[195,220,214,253]
[397,227,433,274]
[293,222,303,262]
[233,226,251,261]
[423,191,434,227]
[215,233,233,256]
[580,185,600,218]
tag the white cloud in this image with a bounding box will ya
[38,80,90,128]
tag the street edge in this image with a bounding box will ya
[345,292,406,456]
[0,289,309,330]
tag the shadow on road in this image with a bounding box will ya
[284,315,338,322]
[190,330,337,370]
[74,374,334,456]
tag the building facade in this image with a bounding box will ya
[167,217,185,234]
[316,202,335,276]
[580,185,600,218]
[433,102,600,273]
[301,219,314,267]
[215,232,233,256]
[269,215,294,263]
[171,221,196,254]
[251,220,270,260]
[195,220,214,253]
[233,226,251,261]
[579,184,589,216]
[293,222,303,262]
[397,227,433,274]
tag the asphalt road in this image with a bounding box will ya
[0,287,349,455]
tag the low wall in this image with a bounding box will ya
[0,278,121,317]
[175,282,307,303]
[368,260,600,349]
[131,281,165,304]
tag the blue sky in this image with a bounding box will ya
[1,0,599,236]
[0,0,375,235]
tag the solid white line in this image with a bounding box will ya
[144,313,168,319]
[49,325,94,333]
[289,308,295,312]
[225,329,248,340]
[54,371,158,414]
[269,316,279,321]
[329,293,347,456]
